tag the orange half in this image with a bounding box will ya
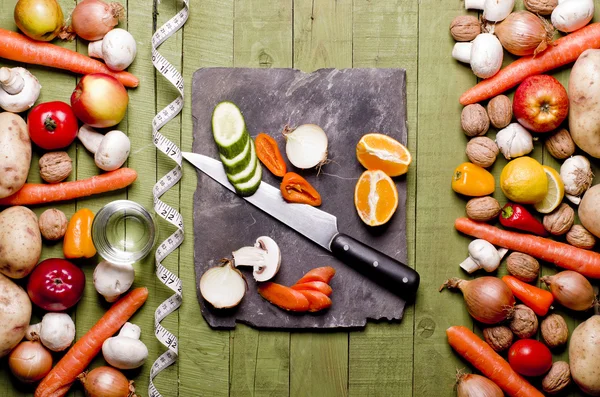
[356,133,412,177]
[354,170,399,226]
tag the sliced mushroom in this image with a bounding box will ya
[233,236,281,282]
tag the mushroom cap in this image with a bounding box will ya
[94,130,131,172]
[468,239,501,272]
[40,313,75,352]
[102,28,137,71]
[253,236,281,282]
[470,33,503,79]
[551,0,594,33]
[102,336,148,370]
[483,0,515,22]
[93,261,135,302]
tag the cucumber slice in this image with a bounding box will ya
[212,101,248,158]
[227,141,258,184]
[233,163,262,197]
[219,137,252,174]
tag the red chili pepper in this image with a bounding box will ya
[500,203,548,236]
[280,172,321,206]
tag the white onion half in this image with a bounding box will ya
[284,124,328,169]
[199,261,247,309]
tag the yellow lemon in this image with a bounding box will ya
[534,166,565,214]
[500,157,548,204]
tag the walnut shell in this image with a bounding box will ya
[39,152,72,184]
[461,104,490,137]
[543,203,575,236]
[466,137,499,168]
[465,196,501,222]
[506,252,540,283]
[545,129,576,160]
[566,224,596,250]
[524,0,558,16]
[509,304,538,339]
[450,15,481,42]
[483,326,513,352]
[38,209,68,241]
[542,361,571,395]
[487,95,512,129]
[541,314,569,348]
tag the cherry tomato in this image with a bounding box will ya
[27,258,85,311]
[508,339,552,377]
[27,101,78,150]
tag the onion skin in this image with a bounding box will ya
[541,270,595,311]
[457,373,503,397]
[495,11,554,56]
[8,341,53,383]
[78,366,137,397]
[70,0,124,41]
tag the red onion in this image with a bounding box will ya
[70,0,124,41]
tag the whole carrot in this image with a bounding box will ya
[0,28,139,88]
[35,287,148,397]
[455,218,600,279]
[502,275,553,316]
[460,23,600,105]
[0,168,137,206]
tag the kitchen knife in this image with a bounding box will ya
[183,152,420,300]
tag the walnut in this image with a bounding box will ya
[38,209,68,241]
[450,15,481,42]
[487,95,512,129]
[545,129,576,160]
[566,224,596,249]
[466,137,499,168]
[543,203,575,236]
[509,304,538,339]
[541,314,569,348]
[39,152,72,184]
[465,196,501,222]
[542,361,571,395]
[483,326,513,352]
[461,104,490,137]
[506,252,539,283]
[524,0,558,16]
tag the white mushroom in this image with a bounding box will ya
[93,261,135,302]
[551,0,594,33]
[77,125,131,171]
[466,0,515,22]
[460,239,509,274]
[25,313,75,352]
[102,322,148,369]
[233,236,281,282]
[452,33,504,79]
[0,67,41,112]
[88,28,137,71]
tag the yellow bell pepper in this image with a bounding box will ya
[63,208,96,259]
[452,162,495,197]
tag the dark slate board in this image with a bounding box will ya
[191,68,408,329]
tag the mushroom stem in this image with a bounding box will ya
[452,43,473,64]
[77,124,104,154]
[465,0,485,10]
[0,67,24,94]
[88,41,103,59]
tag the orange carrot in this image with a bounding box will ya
[291,281,333,296]
[447,326,544,397]
[502,276,553,316]
[460,23,600,105]
[257,282,310,312]
[296,290,332,312]
[296,266,336,284]
[35,288,148,397]
[0,28,139,88]
[455,218,600,279]
[0,168,137,206]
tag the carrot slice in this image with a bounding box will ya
[296,267,336,284]
[291,281,333,296]
[296,290,332,312]
[258,282,310,312]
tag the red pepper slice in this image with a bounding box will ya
[255,133,287,177]
[280,172,322,206]
[500,203,548,236]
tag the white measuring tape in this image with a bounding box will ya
[150,1,189,396]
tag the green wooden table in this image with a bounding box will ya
[0,0,598,396]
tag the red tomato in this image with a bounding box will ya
[508,339,553,377]
[27,258,85,311]
[27,101,78,150]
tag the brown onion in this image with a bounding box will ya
[8,341,53,383]
[70,0,124,41]
[440,277,515,324]
[495,11,554,56]
[541,271,596,311]
[78,366,137,397]
[457,372,503,397]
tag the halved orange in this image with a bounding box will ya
[354,170,399,226]
[356,133,412,177]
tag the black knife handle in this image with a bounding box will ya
[330,233,419,300]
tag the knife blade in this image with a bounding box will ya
[183,152,419,300]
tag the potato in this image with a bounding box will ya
[0,273,32,357]
[0,206,42,279]
[569,315,600,396]
[579,185,600,238]
[0,112,31,198]
[569,49,600,158]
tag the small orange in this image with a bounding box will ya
[354,170,399,226]
[356,133,412,177]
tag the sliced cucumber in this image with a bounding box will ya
[233,163,262,197]
[227,141,258,184]
[220,137,252,174]
[212,101,248,158]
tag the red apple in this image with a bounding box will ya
[27,258,85,312]
[71,73,129,128]
[513,75,569,133]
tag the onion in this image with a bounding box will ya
[495,11,554,56]
[70,0,124,41]
[199,259,247,309]
[284,124,328,169]
[8,341,53,383]
[78,366,136,397]
[440,277,515,324]
[541,270,596,311]
[456,372,503,397]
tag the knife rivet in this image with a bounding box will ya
[402,277,408,283]
[373,261,379,267]
[343,244,349,251]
